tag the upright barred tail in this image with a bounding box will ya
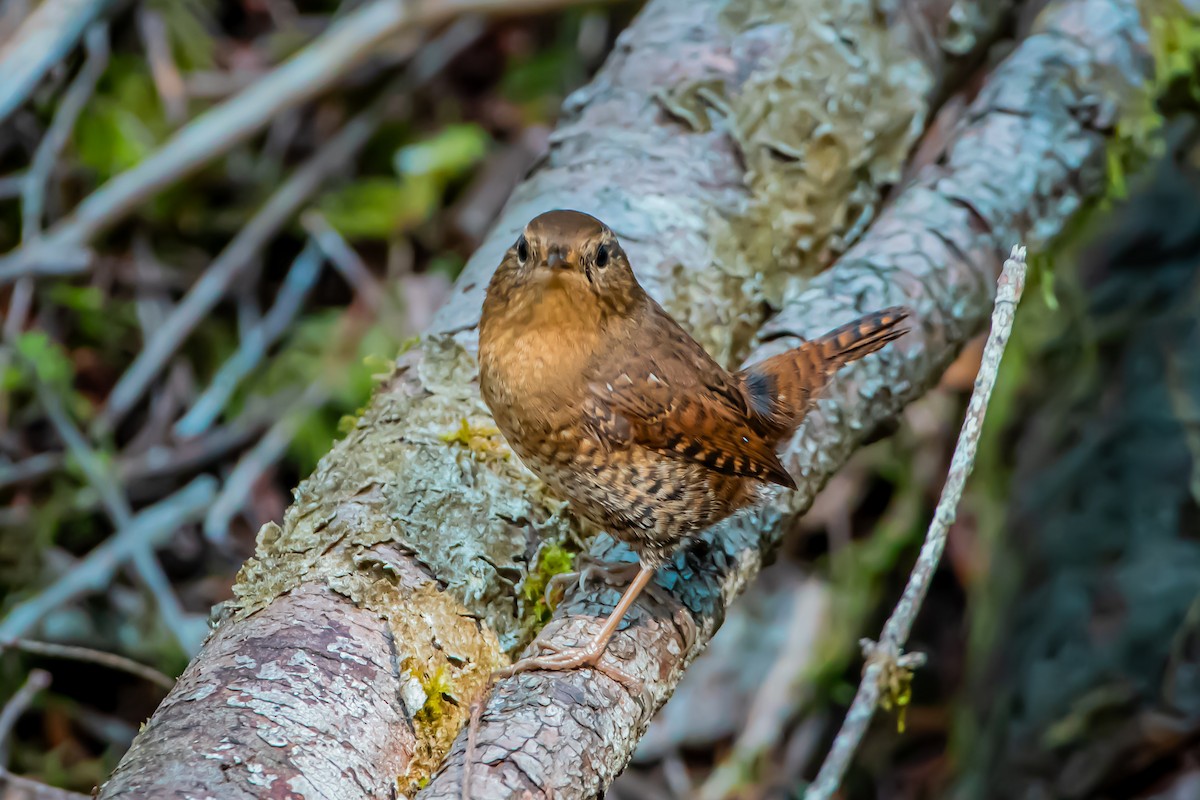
[812,306,910,374]
[738,306,910,439]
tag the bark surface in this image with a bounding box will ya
[91,0,1114,796]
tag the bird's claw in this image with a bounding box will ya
[493,641,638,689]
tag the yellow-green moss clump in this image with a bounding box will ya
[519,542,578,626]
[439,416,506,459]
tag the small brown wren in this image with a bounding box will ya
[479,209,908,680]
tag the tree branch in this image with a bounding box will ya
[421,0,1149,796]
[96,0,1042,795]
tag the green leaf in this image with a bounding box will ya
[393,124,489,179]
[75,56,167,178]
[502,47,575,106]
[14,331,75,391]
[317,177,440,240]
[1,362,22,393]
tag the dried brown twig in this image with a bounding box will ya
[1,639,174,691]
[806,245,1028,800]
[0,669,50,762]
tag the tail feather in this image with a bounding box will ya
[815,307,910,371]
[738,306,909,438]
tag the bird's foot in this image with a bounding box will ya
[493,639,638,689]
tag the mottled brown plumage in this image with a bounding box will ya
[479,209,908,678]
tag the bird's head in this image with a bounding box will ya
[484,209,643,325]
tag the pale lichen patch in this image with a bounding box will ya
[653,0,933,365]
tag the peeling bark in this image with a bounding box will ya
[98,0,1020,796]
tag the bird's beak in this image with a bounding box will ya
[544,248,571,270]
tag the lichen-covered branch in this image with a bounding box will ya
[420,1,1150,796]
[97,0,1008,796]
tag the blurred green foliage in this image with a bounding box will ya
[75,55,167,179]
[321,124,489,240]
[249,310,401,475]
[147,0,218,71]
[394,123,490,178]
[319,177,441,240]
[1105,2,1200,204]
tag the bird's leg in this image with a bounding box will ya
[543,554,697,653]
[495,563,656,686]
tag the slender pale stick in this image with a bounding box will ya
[807,244,1028,799]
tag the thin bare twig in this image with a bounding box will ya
[100,13,491,428]
[0,0,602,281]
[100,110,378,428]
[300,210,381,302]
[202,383,330,546]
[29,376,200,654]
[0,454,63,491]
[0,25,106,426]
[118,416,270,484]
[0,476,216,642]
[301,210,409,337]
[21,22,109,242]
[1,639,173,691]
[806,245,1029,800]
[174,240,325,438]
[136,8,186,125]
[0,250,90,282]
[1,0,406,271]
[0,669,51,763]
[0,0,114,128]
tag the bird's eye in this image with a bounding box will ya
[516,236,529,264]
[595,244,610,268]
